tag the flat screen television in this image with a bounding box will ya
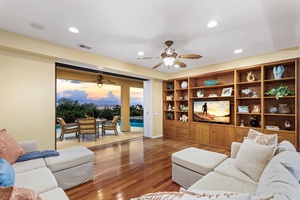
[193,101,230,123]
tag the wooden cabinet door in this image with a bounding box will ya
[175,122,189,140]
[209,125,235,149]
[163,120,175,138]
[196,124,209,145]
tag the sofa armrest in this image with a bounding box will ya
[231,142,242,158]
[18,140,39,152]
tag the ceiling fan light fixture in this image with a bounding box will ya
[163,57,175,66]
[97,81,103,88]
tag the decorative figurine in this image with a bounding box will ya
[180,115,188,122]
[273,65,284,79]
[284,120,291,130]
[240,119,244,127]
[247,71,255,82]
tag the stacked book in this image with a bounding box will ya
[265,125,280,130]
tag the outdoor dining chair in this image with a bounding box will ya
[77,118,99,142]
[57,117,78,141]
[102,115,119,136]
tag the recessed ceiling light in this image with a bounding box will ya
[137,51,144,56]
[69,27,79,33]
[29,22,45,30]
[207,21,218,28]
[234,49,243,54]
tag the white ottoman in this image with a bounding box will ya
[172,147,228,189]
[44,146,94,190]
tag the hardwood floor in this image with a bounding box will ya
[65,137,230,200]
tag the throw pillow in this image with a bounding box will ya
[235,138,277,182]
[0,158,15,187]
[0,186,13,199]
[10,187,42,200]
[247,129,278,146]
[0,129,26,164]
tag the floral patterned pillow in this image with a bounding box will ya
[247,129,278,146]
[10,187,42,200]
[0,129,27,164]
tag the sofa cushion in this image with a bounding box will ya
[276,140,296,154]
[188,172,257,195]
[273,150,300,183]
[10,186,42,200]
[44,146,94,173]
[247,129,278,146]
[0,158,15,187]
[14,167,58,194]
[171,147,228,175]
[0,129,26,164]
[39,188,69,200]
[234,139,276,182]
[213,158,257,185]
[12,158,46,174]
[256,154,300,199]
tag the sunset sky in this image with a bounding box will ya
[56,79,143,107]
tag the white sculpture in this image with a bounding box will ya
[273,65,284,79]
[180,115,188,122]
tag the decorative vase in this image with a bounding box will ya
[278,104,291,114]
[273,65,284,79]
[181,81,188,89]
[250,119,259,127]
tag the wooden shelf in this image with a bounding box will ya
[163,58,299,150]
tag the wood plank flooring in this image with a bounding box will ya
[65,137,230,200]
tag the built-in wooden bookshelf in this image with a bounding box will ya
[163,58,299,150]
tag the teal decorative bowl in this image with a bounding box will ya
[204,80,218,86]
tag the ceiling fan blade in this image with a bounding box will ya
[138,56,160,60]
[179,54,202,59]
[153,61,164,69]
[174,60,187,68]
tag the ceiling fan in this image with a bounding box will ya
[139,40,202,69]
[96,74,116,88]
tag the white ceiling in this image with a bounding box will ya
[0,0,300,73]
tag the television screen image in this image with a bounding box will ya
[193,101,230,123]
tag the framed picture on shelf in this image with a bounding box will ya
[221,87,233,97]
[238,106,249,113]
[251,104,261,113]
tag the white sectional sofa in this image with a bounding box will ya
[183,140,300,199]
[132,137,300,199]
[11,140,94,199]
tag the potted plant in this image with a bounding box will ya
[167,112,174,120]
[265,84,295,100]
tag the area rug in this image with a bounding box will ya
[56,131,143,149]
